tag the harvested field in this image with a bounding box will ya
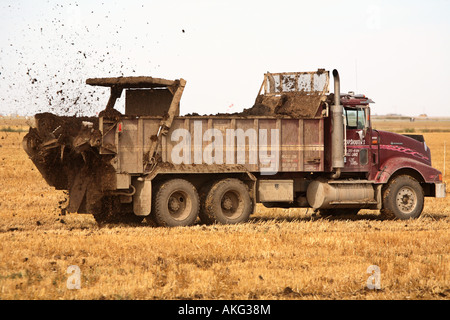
[372,118,450,133]
[0,118,449,300]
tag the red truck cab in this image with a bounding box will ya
[339,93,445,219]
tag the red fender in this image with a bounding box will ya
[372,156,442,184]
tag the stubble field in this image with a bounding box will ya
[0,118,449,300]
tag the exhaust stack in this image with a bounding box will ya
[331,69,344,174]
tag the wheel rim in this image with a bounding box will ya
[396,186,417,214]
[167,191,192,220]
[220,190,243,219]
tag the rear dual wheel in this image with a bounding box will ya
[153,179,200,227]
[200,178,252,225]
[147,178,253,227]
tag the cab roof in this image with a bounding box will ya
[340,92,374,106]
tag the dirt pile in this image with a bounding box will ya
[187,92,326,118]
[244,91,325,117]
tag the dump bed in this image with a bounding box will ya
[101,115,325,175]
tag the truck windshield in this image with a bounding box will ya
[345,108,365,130]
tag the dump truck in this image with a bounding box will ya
[23,69,446,226]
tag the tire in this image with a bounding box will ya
[153,179,199,227]
[202,178,252,225]
[381,175,424,220]
[318,208,360,217]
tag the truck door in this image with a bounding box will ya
[343,107,372,172]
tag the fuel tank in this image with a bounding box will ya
[307,180,378,209]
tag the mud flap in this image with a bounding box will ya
[133,179,151,216]
[435,182,446,198]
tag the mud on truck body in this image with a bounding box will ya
[23,69,446,226]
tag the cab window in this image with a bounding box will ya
[345,108,365,129]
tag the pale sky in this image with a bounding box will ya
[1,0,450,117]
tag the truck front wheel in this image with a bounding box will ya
[381,175,424,220]
[153,179,200,227]
[202,178,252,225]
